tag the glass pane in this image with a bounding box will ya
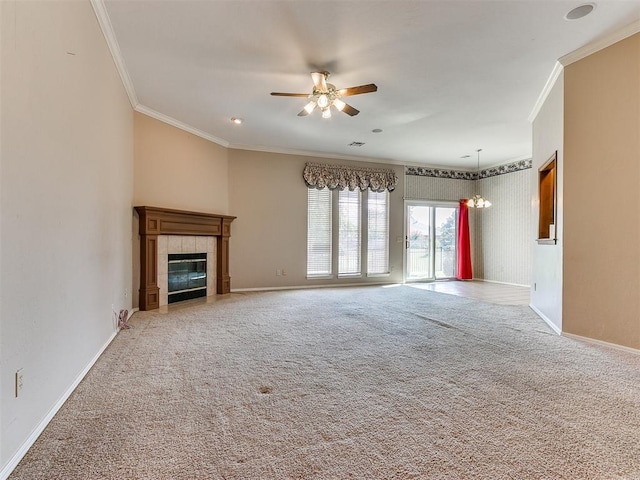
[407,205,432,279]
[338,190,361,275]
[307,189,332,276]
[435,207,457,279]
[367,191,389,274]
[168,254,207,292]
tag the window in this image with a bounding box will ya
[307,188,332,276]
[338,190,361,275]
[307,188,390,278]
[367,191,389,275]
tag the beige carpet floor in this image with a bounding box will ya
[10,286,640,479]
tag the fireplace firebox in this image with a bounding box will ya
[168,253,207,304]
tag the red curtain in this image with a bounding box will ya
[457,200,472,280]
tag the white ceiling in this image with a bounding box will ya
[101,0,640,169]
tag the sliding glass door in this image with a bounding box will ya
[405,203,457,281]
[406,204,432,280]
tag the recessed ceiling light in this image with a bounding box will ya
[230,117,243,125]
[372,128,383,133]
[565,3,595,20]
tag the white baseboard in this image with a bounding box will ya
[562,332,640,356]
[232,281,395,293]
[529,304,562,335]
[0,310,133,480]
[474,278,531,288]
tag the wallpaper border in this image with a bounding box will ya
[406,159,532,180]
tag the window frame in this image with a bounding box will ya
[306,188,390,279]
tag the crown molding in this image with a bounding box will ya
[559,18,640,67]
[228,143,404,167]
[528,61,563,123]
[135,106,230,147]
[90,0,138,108]
[528,19,640,123]
[91,0,228,148]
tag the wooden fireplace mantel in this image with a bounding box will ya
[135,206,236,311]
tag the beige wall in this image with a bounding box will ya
[1,1,133,472]
[531,72,564,332]
[132,112,229,306]
[228,149,405,289]
[563,34,640,349]
[133,111,228,214]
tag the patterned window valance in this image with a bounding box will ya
[303,162,398,192]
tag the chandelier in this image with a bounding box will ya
[467,149,491,208]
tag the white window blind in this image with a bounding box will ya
[338,189,361,275]
[367,191,389,274]
[307,188,332,276]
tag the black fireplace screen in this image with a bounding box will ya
[168,253,207,303]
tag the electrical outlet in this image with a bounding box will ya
[281,269,287,276]
[276,269,281,276]
[15,369,24,398]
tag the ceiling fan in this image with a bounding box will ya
[270,71,377,118]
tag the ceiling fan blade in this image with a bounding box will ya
[271,92,310,97]
[338,83,378,97]
[311,72,328,92]
[340,103,360,116]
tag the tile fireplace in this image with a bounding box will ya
[135,206,236,311]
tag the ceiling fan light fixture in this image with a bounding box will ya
[271,72,377,118]
[333,98,346,111]
[303,101,316,114]
[317,94,329,108]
